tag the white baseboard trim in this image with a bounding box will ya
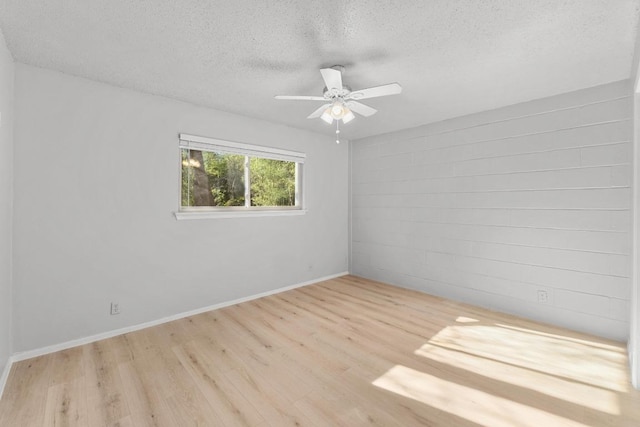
[10,272,349,363]
[0,355,14,401]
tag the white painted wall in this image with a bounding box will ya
[351,81,632,341]
[0,29,14,379]
[630,27,640,389]
[12,64,348,353]
[632,87,639,388]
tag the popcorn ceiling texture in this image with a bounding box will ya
[0,0,638,139]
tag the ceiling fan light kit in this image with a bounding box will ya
[320,99,355,125]
[275,65,402,143]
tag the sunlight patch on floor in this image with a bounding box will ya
[495,323,625,352]
[415,342,620,415]
[455,316,479,323]
[373,365,589,427]
[421,324,629,392]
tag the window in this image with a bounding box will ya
[176,134,305,219]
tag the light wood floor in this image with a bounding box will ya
[1,275,639,426]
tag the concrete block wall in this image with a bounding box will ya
[350,80,632,341]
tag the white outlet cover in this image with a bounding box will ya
[110,302,121,315]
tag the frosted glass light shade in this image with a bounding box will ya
[320,108,334,124]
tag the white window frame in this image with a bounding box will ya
[175,133,306,220]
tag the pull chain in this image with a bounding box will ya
[335,120,340,144]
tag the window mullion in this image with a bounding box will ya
[188,150,192,206]
[295,162,301,207]
[244,155,251,208]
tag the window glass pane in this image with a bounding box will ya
[181,149,245,207]
[249,157,296,207]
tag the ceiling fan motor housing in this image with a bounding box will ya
[323,85,351,100]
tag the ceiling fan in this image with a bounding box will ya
[275,65,402,142]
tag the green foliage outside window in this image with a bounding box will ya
[250,157,295,207]
[204,151,246,206]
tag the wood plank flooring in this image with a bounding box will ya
[1,275,639,426]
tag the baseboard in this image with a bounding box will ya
[10,272,349,363]
[0,355,14,401]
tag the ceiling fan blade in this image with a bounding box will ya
[348,83,402,100]
[275,95,327,101]
[307,104,331,119]
[320,68,343,91]
[347,101,378,117]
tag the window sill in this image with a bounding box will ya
[174,209,307,220]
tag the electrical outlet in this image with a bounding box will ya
[537,290,549,304]
[110,302,121,315]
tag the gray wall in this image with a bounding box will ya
[12,64,349,353]
[351,80,632,341]
[0,29,13,376]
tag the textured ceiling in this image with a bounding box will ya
[0,0,639,140]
